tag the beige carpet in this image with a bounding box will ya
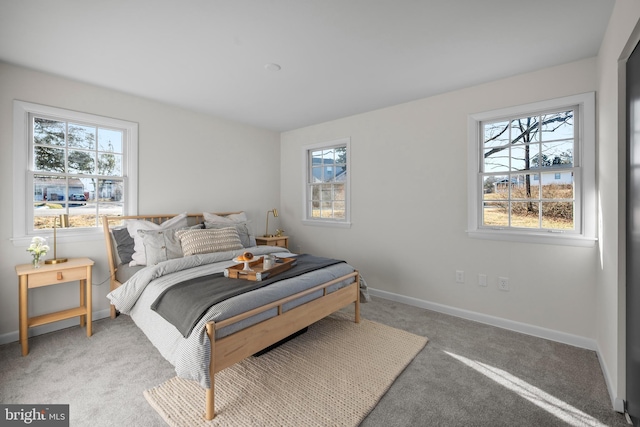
[144,312,428,426]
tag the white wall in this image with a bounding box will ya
[0,62,280,342]
[281,58,598,339]
[595,0,640,412]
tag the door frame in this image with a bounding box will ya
[622,19,640,424]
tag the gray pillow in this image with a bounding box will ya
[204,221,253,247]
[126,213,189,266]
[112,227,135,264]
[138,224,203,265]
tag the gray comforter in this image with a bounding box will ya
[152,254,345,338]
[107,246,359,388]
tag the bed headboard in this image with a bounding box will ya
[102,212,241,318]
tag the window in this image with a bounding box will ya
[13,101,138,244]
[467,93,595,246]
[303,138,351,227]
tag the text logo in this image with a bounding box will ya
[1,405,69,426]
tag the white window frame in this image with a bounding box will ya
[302,138,351,228]
[12,100,138,245]
[467,92,596,247]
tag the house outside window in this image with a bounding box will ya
[303,138,351,228]
[467,93,595,246]
[13,101,138,244]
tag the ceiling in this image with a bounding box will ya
[0,0,615,132]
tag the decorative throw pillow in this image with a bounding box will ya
[204,221,252,248]
[138,228,181,266]
[139,224,204,265]
[203,211,256,246]
[111,226,135,264]
[126,213,188,266]
[176,227,243,256]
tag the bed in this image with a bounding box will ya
[102,212,361,420]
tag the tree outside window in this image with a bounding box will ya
[467,92,595,246]
[31,116,126,230]
[481,109,576,230]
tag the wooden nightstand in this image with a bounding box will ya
[255,235,289,249]
[15,257,94,356]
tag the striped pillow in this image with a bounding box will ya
[175,227,243,256]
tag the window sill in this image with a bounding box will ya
[11,229,104,247]
[467,229,597,247]
[302,219,352,229]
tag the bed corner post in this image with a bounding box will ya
[205,321,216,420]
[102,216,118,319]
[355,271,361,324]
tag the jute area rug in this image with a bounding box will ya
[144,312,428,426]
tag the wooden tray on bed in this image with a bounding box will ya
[224,256,296,281]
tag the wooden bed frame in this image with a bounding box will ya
[102,213,360,420]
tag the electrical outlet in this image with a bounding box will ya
[478,274,487,287]
[456,270,465,283]
[498,276,509,291]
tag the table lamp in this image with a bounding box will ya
[264,208,278,237]
[45,214,69,264]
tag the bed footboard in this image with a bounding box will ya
[204,271,360,420]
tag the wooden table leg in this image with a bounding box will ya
[18,276,28,356]
[79,279,86,327]
[86,266,92,337]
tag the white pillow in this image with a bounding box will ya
[203,211,248,223]
[127,213,188,266]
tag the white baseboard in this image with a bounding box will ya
[595,341,626,413]
[0,308,111,346]
[369,288,624,412]
[369,288,598,349]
